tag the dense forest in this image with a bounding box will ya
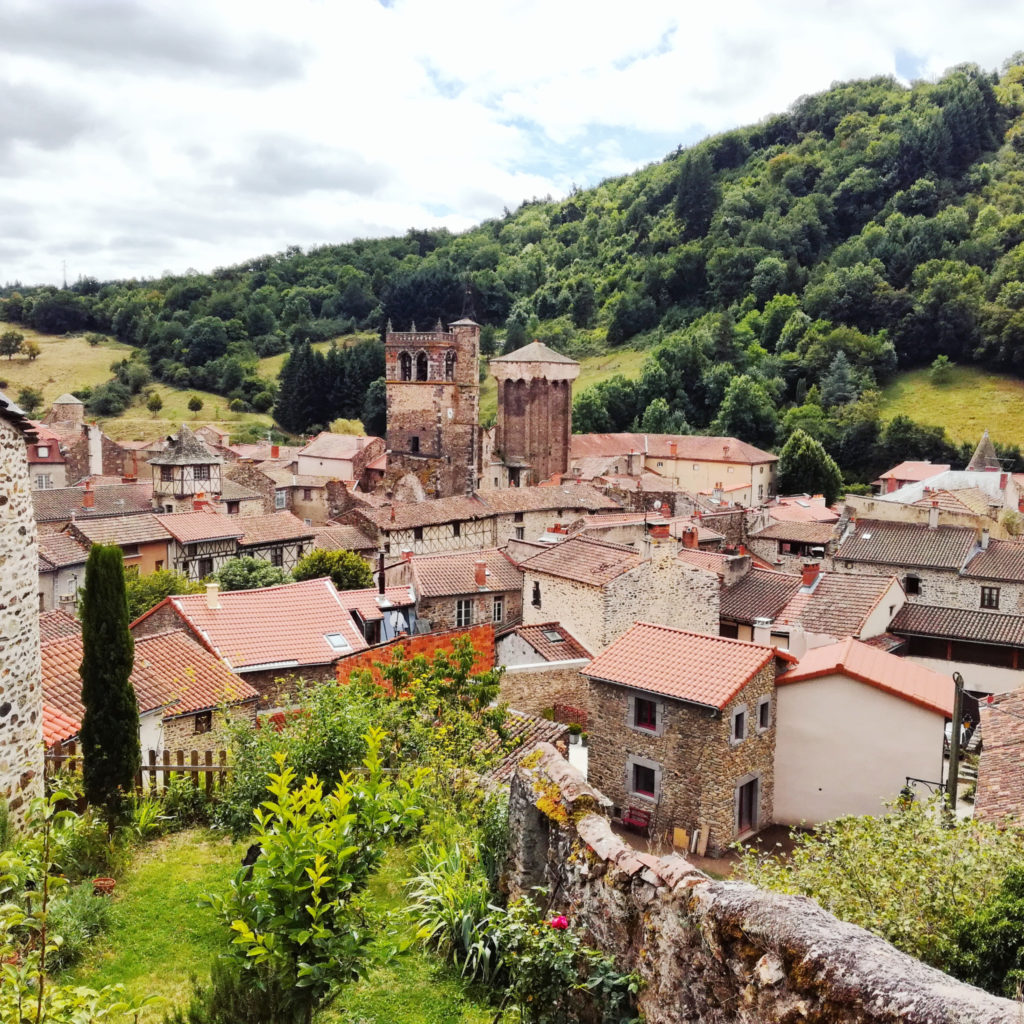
[5,56,1024,480]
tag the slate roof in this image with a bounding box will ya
[148,424,222,466]
[967,429,1001,472]
[410,548,522,598]
[70,513,172,546]
[520,536,643,586]
[835,520,976,570]
[571,433,777,464]
[312,525,377,552]
[237,511,315,547]
[719,569,802,624]
[155,509,245,543]
[510,622,591,661]
[0,388,37,437]
[962,540,1024,582]
[141,577,369,670]
[584,621,793,710]
[879,461,950,482]
[975,688,1024,824]
[41,629,258,742]
[37,532,90,570]
[490,340,579,365]
[751,521,835,544]
[298,432,376,461]
[778,637,953,717]
[32,484,154,522]
[38,609,81,643]
[775,573,899,638]
[891,603,1024,647]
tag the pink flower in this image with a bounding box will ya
[548,915,569,930]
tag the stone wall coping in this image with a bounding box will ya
[521,741,612,808]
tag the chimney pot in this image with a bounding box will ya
[981,528,990,550]
[271,444,280,458]
[1000,472,1008,490]
[801,562,820,587]
[669,441,677,457]
[205,582,220,610]
[474,560,488,586]
[682,527,699,549]
[401,548,413,562]
[928,502,939,529]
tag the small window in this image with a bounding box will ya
[542,628,563,643]
[732,708,746,744]
[194,711,213,735]
[758,484,764,500]
[492,595,504,623]
[303,488,312,501]
[452,521,461,537]
[413,526,423,541]
[456,598,472,628]
[275,489,287,509]
[161,466,174,482]
[155,560,164,571]
[692,464,699,470]
[195,464,210,480]
[982,586,1000,610]
[904,574,921,596]
[727,466,734,474]
[514,512,524,523]
[37,445,49,457]
[227,501,240,514]
[634,698,657,731]
[444,351,456,381]
[410,436,420,454]
[632,763,656,798]
[36,473,52,489]
[270,548,283,567]
[515,526,525,540]
[164,504,173,513]
[656,461,663,468]
[531,581,541,608]
[324,632,351,651]
[197,557,214,577]
[757,696,771,732]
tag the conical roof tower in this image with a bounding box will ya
[966,429,1002,472]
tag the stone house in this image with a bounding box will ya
[746,520,835,572]
[584,622,794,855]
[37,531,89,612]
[497,623,592,720]
[774,638,952,825]
[311,524,378,564]
[32,481,155,533]
[520,533,721,655]
[497,621,592,667]
[41,626,258,754]
[26,421,67,489]
[0,390,44,823]
[40,393,127,483]
[295,432,385,483]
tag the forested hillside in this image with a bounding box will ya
[5,57,1024,480]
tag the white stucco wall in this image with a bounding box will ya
[906,656,1021,695]
[774,673,947,825]
[139,710,163,755]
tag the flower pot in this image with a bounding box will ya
[93,877,116,896]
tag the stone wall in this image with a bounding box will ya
[498,662,590,717]
[587,660,775,855]
[0,416,44,824]
[506,744,1017,1024]
[162,702,258,752]
[224,461,276,514]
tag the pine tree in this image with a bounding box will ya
[777,428,844,504]
[79,544,140,817]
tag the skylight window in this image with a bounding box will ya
[541,628,564,643]
[324,632,351,651]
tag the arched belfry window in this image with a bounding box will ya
[444,351,456,381]
[399,352,412,381]
[416,351,429,381]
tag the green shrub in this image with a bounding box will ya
[45,882,114,971]
[163,960,304,1024]
[51,808,129,881]
[161,778,212,829]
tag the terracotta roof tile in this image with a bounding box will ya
[778,637,953,717]
[891,603,1024,647]
[511,622,591,661]
[229,443,301,461]
[39,609,81,642]
[218,479,264,502]
[358,494,489,530]
[911,488,993,515]
[962,540,1024,583]
[33,484,154,523]
[720,569,801,624]
[37,532,90,570]
[237,511,315,547]
[584,621,790,709]
[484,712,570,782]
[473,484,620,515]
[490,340,579,365]
[764,497,840,524]
[70,513,172,546]
[336,585,415,622]
[835,520,976,570]
[571,433,777,464]
[155,577,370,670]
[42,701,82,746]
[154,509,246,543]
[976,689,1024,823]
[775,573,899,638]
[879,461,950,482]
[752,521,835,544]
[298,432,377,460]
[410,548,522,598]
[520,536,643,586]
[312,525,377,552]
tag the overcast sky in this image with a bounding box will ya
[1,0,1021,286]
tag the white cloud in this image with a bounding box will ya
[0,0,1020,285]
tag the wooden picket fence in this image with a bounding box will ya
[45,742,231,799]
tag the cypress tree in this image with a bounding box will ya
[79,544,140,817]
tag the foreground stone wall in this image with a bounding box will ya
[506,743,1017,1024]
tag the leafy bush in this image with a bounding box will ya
[213,556,289,592]
[51,807,130,882]
[291,548,373,591]
[164,960,305,1024]
[45,882,114,971]
[161,777,212,829]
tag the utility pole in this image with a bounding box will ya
[946,671,965,813]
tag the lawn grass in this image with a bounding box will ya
[63,829,245,1020]
[880,366,1024,445]
[479,345,650,421]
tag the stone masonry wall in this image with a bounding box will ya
[0,417,44,825]
[587,660,775,855]
[506,744,1017,1024]
[161,702,258,753]
[498,662,590,718]
[827,560,1014,611]
[417,588,523,634]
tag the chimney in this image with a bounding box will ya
[981,528,990,550]
[712,483,723,503]
[669,441,677,458]
[928,500,939,529]
[1000,472,1008,490]
[722,554,752,587]
[649,523,670,540]
[475,560,488,587]
[82,480,94,509]
[682,527,699,549]
[378,550,386,595]
[801,562,820,588]
[752,616,773,646]
[401,548,413,562]
[121,450,138,484]
[193,491,208,511]
[205,582,220,610]
[271,444,280,459]
[390,504,396,522]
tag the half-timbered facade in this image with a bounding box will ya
[149,424,224,514]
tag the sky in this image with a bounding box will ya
[1,0,1021,286]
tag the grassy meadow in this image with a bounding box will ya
[879,366,1024,446]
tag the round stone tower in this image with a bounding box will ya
[490,340,580,485]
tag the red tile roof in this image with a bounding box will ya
[410,548,523,598]
[835,520,976,570]
[962,540,1024,583]
[571,433,777,464]
[155,509,246,543]
[39,609,82,642]
[751,521,835,544]
[975,688,1024,824]
[520,536,643,586]
[148,577,370,670]
[237,511,315,547]
[298,432,376,460]
[312,525,377,552]
[33,484,154,523]
[38,532,90,570]
[584,621,793,709]
[775,573,899,638]
[43,702,81,746]
[911,488,992,515]
[484,712,570,782]
[764,497,840,523]
[720,569,802,624]
[510,622,591,662]
[891,603,1024,647]
[336,585,415,622]
[879,461,950,482]
[778,637,953,717]
[70,513,172,546]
